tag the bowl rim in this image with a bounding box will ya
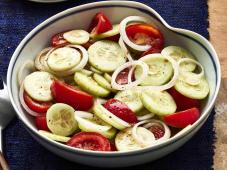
[7,0,221,156]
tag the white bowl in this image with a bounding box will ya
[4,1,220,167]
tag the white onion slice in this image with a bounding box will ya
[111,60,149,90]
[74,111,94,119]
[35,47,52,71]
[95,99,131,128]
[132,120,156,146]
[137,113,155,121]
[17,60,35,86]
[135,54,179,91]
[19,83,45,117]
[178,58,205,85]
[119,16,151,51]
[143,120,171,142]
[118,36,133,61]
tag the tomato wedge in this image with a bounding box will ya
[168,88,200,111]
[51,80,93,111]
[35,116,49,131]
[67,132,111,151]
[51,32,68,47]
[126,23,164,58]
[104,99,138,124]
[82,40,94,49]
[163,108,200,128]
[126,23,164,48]
[115,68,135,85]
[141,46,162,57]
[24,92,52,114]
[148,125,165,140]
[106,34,120,42]
[89,12,112,35]
[110,143,117,151]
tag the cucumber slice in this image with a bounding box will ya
[161,46,196,71]
[115,127,144,151]
[90,24,120,40]
[74,72,110,97]
[47,47,81,72]
[24,71,55,102]
[76,115,116,139]
[104,73,112,83]
[90,66,103,74]
[135,54,173,86]
[93,73,112,91]
[93,103,129,130]
[78,69,93,76]
[63,30,90,44]
[114,90,143,112]
[38,130,70,143]
[141,91,176,116]
[174,74,209,99]
[88,40,126,72]
[46,103,78,136]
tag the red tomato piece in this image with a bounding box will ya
[51,32,68,47]
[51,80,93,111]
[103,99,138,124]
[141,46,162,57]
[89,12,113,35]
[168,88,200,111]
[116,68,135,85]
[110,143,117,151]
[35,116,49,131]
[126,23,164,49]
[148,125,165,140]
[82,41,94,49]
[106,34,120,42]
[67,132,111,151]
[163,108,200,128]
[23,92,52,114]
[116,68,130,85]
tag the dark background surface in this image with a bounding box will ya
[0,0,213,169]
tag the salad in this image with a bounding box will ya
[18,12,209,152]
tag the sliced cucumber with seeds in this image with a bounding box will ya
[90,66,103,74]
[74,72,110,97]
[174,74,209,99]
[76,115,116,139]
[141,91,176,116]
[24,71,55,102]
[90,24,120,40]
[47,47,81,72]
[104,73,112,83]
[115,127,144,151]
[115,90,143,112]
[78,69,93,76]
[46,103,78,136]
[93,103,128,130]
[88,40,126,72]
[135,54,173,86]
[38,130,70,143]
[63,30,90,44]
[93,73,113,91]
[161,46,196,71]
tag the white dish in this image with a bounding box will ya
[2,0,221,167]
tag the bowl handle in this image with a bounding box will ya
[0,76,15,140]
